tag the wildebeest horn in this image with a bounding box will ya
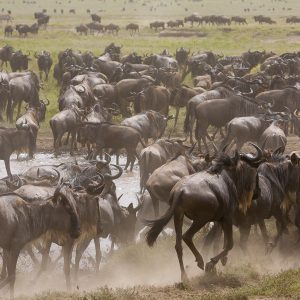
[117,194,123,202]
[96,152,111,167]
[104,164,123,180]
[293,109,300,118]
[240,143,263,163]
[52,168,61,183]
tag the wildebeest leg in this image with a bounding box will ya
[0,247,20,299]
[182,220,206,270]
[174,209,188,282]
[55,133,63,156]
[174,106,180,129]
[25,245,39,266]
[64,132,70,146]
[258,220,270,246]
[219,127,225,139]
[239,224,251,253]
[94,238,101,273]
[205,218,233,272]
[16,100,22,121]
[205,132,218,153]
[0,250,7,280]
[62,241,74,290]
[70,131,76,156]
[4,158,12,179]
[75,239,90,281]
[32,241,51,282]
[211,127,219,141]
[202,222,222,251]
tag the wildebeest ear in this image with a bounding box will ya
[291,153,299,165]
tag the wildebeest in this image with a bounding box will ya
[9,50,30,72]
[121,110,173,144]
[7,71,40,123]
[35,50,53,80]
[150,21,165,31]
[126,23,139,36]
[145,145,262,280]
[78,122,146,171]
[76,24,88,35]
[91,13,101,23]
[139,138,189,193]
[0,125,35,177]
[231,16,247,25]
[37,15,50,29]
[0,45,13,66]
[175,47,190,69]
[104,23,120,35]
[4,25,13,37]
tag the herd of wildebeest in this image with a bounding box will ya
[1,9,300,37]
[0,40,300,298]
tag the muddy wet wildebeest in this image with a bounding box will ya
[145,144,262,281]
[0,182,81,298]
[0,125,35,177]
[78,122,146,171]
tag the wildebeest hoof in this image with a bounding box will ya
[221,256,228,266]
[205,261,216,273]
[196,258,204,270]
[266,242,275,254]
[181,272,189,283]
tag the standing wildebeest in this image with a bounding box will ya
[7,72,40,123]
[292,109,300,136]
[139,138,188,193]
[175,47,190,69]
[86,22,104,35]
[78,122,146,171]
[35,51,53,80]
[231,16,247,25]
[4,25,13,37]
[219,115,270,151]
[0,183,80,298]
[91,13,101,22]
[121,111,173,144]
[50,105,85,156]
[9,50,30,72]
[150,21,165,31]
[37,15,50,29]
[194,95,259,153]
[184,86,235,143]
[146,146,262,281]
[104,24,120,35]
[76,24,88,35]
[126,23,139,36]
[16,99,49,153]
[133,85,170,116]
[0,125,35,177]
[0,45,13,66]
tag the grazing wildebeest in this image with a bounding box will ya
[0,125,35,177]
[104,23,120,35]
[149,21,165,31]
[145,145,262,281]
[0,182,80,298]
[35,50,53,80]
[76,24,88,35]
[91,13,101,22]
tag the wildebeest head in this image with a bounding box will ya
[38,99,49,122]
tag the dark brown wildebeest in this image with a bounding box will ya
[9,50,30,72]
[231,16,247,25]
[126,23,139,36]
[104,23,120,35]
[76,24,88,35]
[133,85,170,116]
[4,25,13,37]
[175,47,190,69]
[194,95,259,154]
[78,122,146,171]
[0,184,80,298]
[0,45,14,67]
[0,125,35,177]
[184,85,235,143]
[149,21,165,31]
[35,50,53,80]
[91,13,101,22]
[145,145,262,281]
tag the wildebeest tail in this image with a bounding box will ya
[145,191,182,247]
